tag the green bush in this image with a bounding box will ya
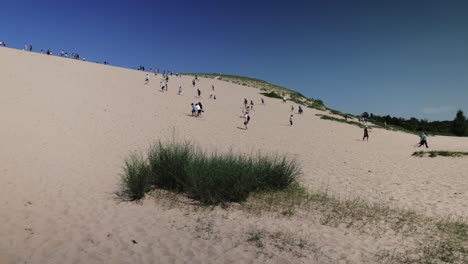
[121,154,151,201]
[260,92,283,99]
[121,142,301,204]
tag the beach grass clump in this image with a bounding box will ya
[412,151,468,158]
[318,114,367,128]
[120,154,151,201]
[260,91,283,99]
[121,142,301,204]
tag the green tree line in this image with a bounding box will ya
[361,110,468,137]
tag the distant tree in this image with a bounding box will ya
[451,110,467,136]
[408,117,419,131]
[362,112,369,118]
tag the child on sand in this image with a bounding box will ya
[291,105,294,112]
[195,103,202,117]
[261,98,264,105]
[145,74,149,84]
[178,86,182,95]
[250,100,254,110]
[418,132,429,148]
[244,112,250,130]
[191,103,196,116]
[363,126,370,141]
[197,89,201,98]
[298,105,303,114]
[290,115,294,126]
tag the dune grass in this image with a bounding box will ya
[260,91,283,99]
[186,73,326,110]
[243,185,468,263]
[120,141,301,204]
[412,151,468,158]
[317,114,368,128]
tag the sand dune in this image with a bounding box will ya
[1,47,467,263]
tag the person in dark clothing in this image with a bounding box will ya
[418,132,429,148]
[363,126,370,141]
[197,89,201,98]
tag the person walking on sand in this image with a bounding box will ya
[192,79,196,87]
[289,115,294,126]
[244,112,250,130]
[198,102,204,117]
[250,100,254,110]
[178,86,182,95]
[191,103,197,116]
[195,103,202,117]
[282,96,287,103]
[418,132,429,148]
[291,105,294,112]
[261,98,264,105]
[197,89,201,98]
[145,74,149,85]
[298,105,303,114]
[212,84,215,91]
[363,126,370,141]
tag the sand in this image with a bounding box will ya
[0,47,467,263]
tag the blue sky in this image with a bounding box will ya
[1,0,467,121]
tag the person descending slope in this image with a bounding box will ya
[145,74,149,85]
[244,112,250,130]
[418,132,429,148]
[289,115,294,126]
[363,126,370,141]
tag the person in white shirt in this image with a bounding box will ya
[244,112,250,129]
[144,74,149,85]
[195,103,202,117]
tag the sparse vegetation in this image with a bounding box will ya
[243,185,468,263]
[317,114,368,128]
[412,151,468,158]
[185,73,326,110]
[121,141,301,204]
[260,91,282,99]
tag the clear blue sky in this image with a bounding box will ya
[1,0,467,121]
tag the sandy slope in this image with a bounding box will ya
[0,47,467,263]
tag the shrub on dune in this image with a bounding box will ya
[121,154,151,201]
[121,142,301,204]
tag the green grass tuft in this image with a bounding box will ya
[260,91,283,99]
[121,142,301,204]
[412,151,468,158]
[121,154,151,201]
